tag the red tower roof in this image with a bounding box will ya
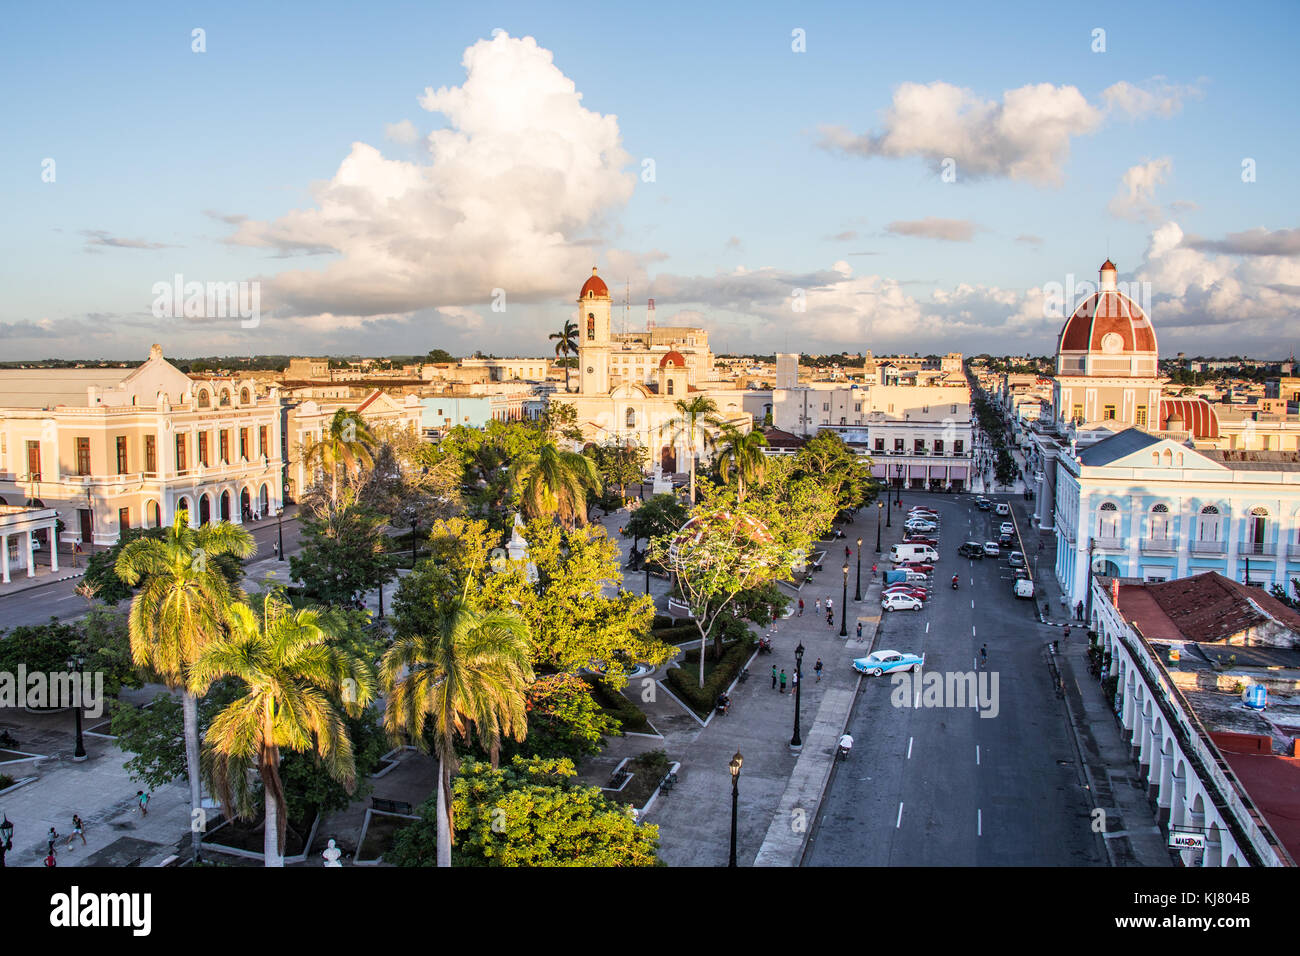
[580,267,609,299]
[660,350,686,368]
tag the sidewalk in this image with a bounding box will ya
[606,510,881,867]
[1011,496,1171,867]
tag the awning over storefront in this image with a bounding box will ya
[949,466,968,479]
[871,464,887,478]
[908,464,927,478]
[928,465,947,478]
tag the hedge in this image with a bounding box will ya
[581,677,653,734]
[665,630,756,715]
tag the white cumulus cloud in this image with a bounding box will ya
[1108,158,1172,222]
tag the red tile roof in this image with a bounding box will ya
[1119,572,1300,644]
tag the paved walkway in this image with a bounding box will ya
[1010,495,1171,867]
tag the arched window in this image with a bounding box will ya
[1098,501,1120,539]
[1149,503,1170,539]
[625,407,636,429]
[1247,507,1270,554]
[1198,505,1222,543]
[240,387,250,404]
[219,389,231,407]
[667,378,674,396]
[197,389,210,409]
[587,313,595,340]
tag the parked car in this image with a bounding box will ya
[907,510,939,520]
[853,649,925,676]
[901,569,930,584]
[905,520,937,533]
[983,541,1001,558]
[881,593,924,612]
[958,541,985,559]
[883,585,928,601]
[891,543,939,564]
[975,497,992,511]
[999,533,1014,548]
[903,535,938,547]
[896,562,934,575]
[995,502,1011,516]
[1008,551,1025,568]
[999,521,1014,536]
[1014,578,1035,599]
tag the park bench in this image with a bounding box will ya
[667,597,694,620]
[371,797,414,815]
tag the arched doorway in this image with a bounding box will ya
[660,445,677,473]
[259,483,269,515]
[199,494,211,525]
[177,496,190,524]
[1094,558,1122,578]
[220,490,231,522]
[145,499,160,528]
[240,488,251,521]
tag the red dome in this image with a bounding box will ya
[580,267,608,299]
[659,350,686,369]
[1100,259,1117,273]
[1057,291,1157,354]
[1159,399,1219,439]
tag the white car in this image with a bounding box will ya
[999,522,1014,536]
[905,520,937,533]
[881,592,924,612]
[995,502,1011,516]
[853,650,925,676]
[908,507,938,517]
[983,541,1000,558]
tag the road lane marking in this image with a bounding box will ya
[971,599,975,609]
[897,803,904,828]
[976,745,980,765]
[977,809,982,837]
[907,737,913,759]
[925,621,930,633]
[972,625,976,637]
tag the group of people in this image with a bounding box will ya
[42,815,86,867]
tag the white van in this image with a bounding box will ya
[1014,578,1035,599]
[890,543,939,564]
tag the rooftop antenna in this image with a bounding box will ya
[623,279,630,338]
[647,297,656,332]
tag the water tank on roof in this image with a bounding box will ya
[1242,683,1267,711]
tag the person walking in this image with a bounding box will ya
[856,621,863,640]
[137,790,149,816]
[1076,600,1085,622]
[815,598,821,615]
[826,608,834,627]
[814,658,823,682]
[771,665,777,689]
[1063,625,1072,643]
[47,827,58,856]
[779,670,787,694]
[980,643,988,667]
[827,596,834,614]
[791,670,799,694]
[798,598,804,617]
[67,815,85,849]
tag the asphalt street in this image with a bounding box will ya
[0,513,303,630]
[805,491,1105,866]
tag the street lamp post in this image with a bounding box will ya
[854,537,863,601]
[1,815,13,868]
[839,564,849,636]
[277,484,288,562]
[66,653,86,761]
[728,750,743,867]
[790,642,805,751]
[876,501,883,552]
[895,464,904,507]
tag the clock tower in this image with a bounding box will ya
[578,267,612,394]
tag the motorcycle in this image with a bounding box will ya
[757,636,774,655]
[716,696,731,716]
[951,576,960,590]
[836,736,853,760]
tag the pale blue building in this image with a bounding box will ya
[420,395,491,434]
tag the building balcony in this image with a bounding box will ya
[1239,542,1277,557]
[1190,540,1225,554]
[1092,536,1127,551]
[1289,544,1300,560]
[1140,537,1178,553]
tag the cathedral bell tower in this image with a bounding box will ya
[578,267,612,394]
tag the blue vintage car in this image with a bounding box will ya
[852,650,925,676]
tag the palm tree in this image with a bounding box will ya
[114,510,256,863]
[303,408,377,504]
[380,598,533,867]
[548,320,579,392]
[194,593,375,866]
[661,396,725,504]
[509,443,602,528]
[715,426,768,502]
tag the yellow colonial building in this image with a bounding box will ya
[0,345,284,546]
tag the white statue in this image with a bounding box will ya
[322,838,342,867]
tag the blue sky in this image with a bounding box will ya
[3,0,1298,360]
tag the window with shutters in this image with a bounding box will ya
[76,437,91,476]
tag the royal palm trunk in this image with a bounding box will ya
[181,691,203,863]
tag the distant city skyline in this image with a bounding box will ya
[3,1,1298,360]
